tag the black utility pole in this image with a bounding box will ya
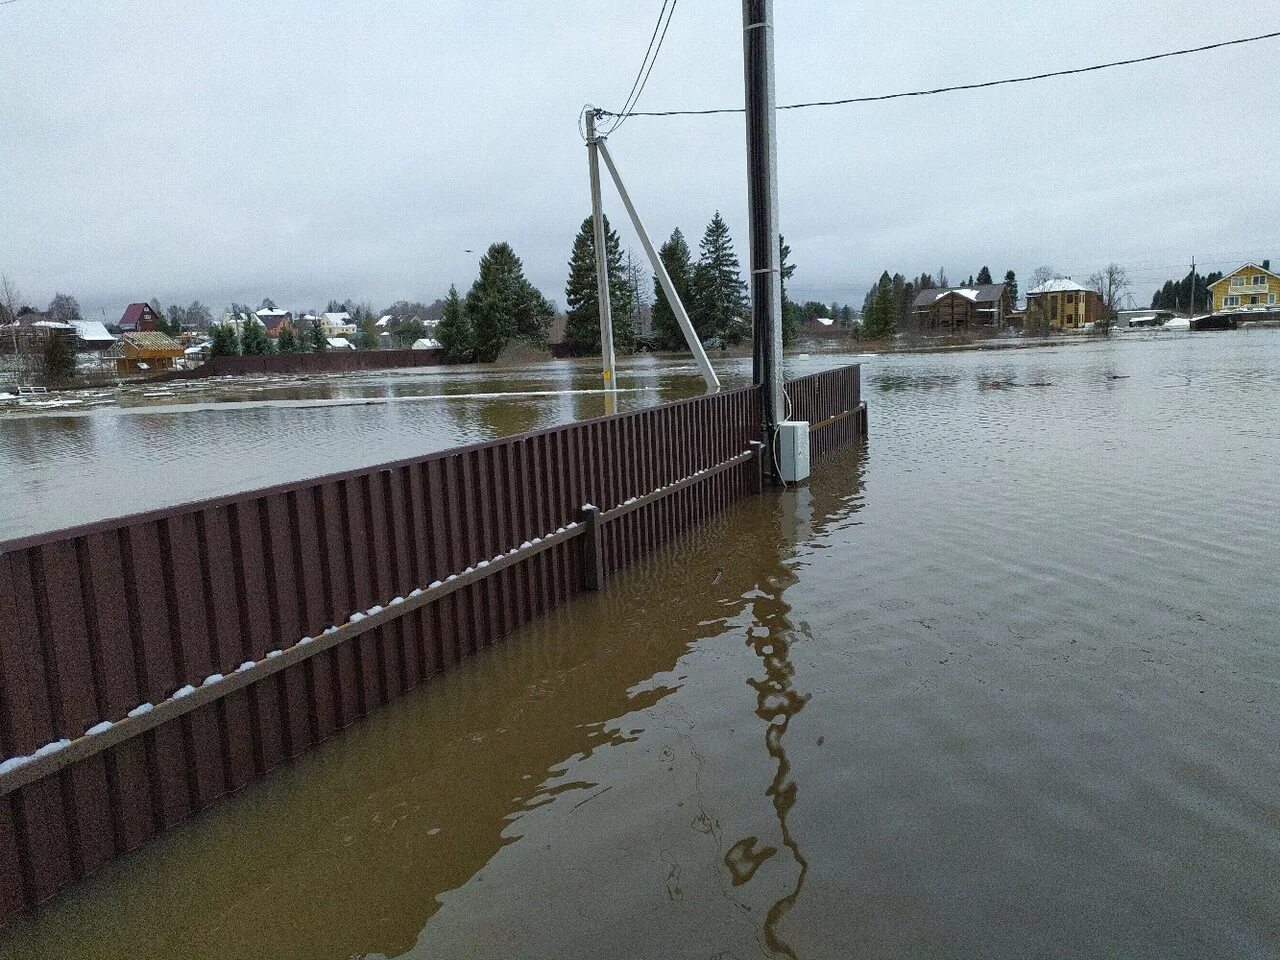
[743,0,785,451]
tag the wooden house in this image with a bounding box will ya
[912,284,1011,331]
[1208,262,1280,315]
[117,303,161,333]
[1026,279,1103,330]
[107,331,184,373]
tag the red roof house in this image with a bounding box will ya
[118,302,161,333]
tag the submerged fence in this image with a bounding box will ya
[0,364,862,927]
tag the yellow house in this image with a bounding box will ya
[1208,262,1280,314]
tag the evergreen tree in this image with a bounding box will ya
[277,326,298,353]
[394,316,428,347]
[780,235,799,346]
[43,330,77,382]
[651,228,694,351]
[356,312,379,350]
[976,266,993,285]
[308,316,327,352]
[436,284,473,363]
[465,243,551,362]
[863,272,897,340]
[1004,270,1018,306]
[210,322,239,357]
[239,318,273,355]
[562,215,636,356]
[689,212,749,347]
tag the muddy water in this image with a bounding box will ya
[2,331,1279,958]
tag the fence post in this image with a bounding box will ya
[749,440,766,494]
[579,504,604,590]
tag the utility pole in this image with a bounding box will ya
[584,110,617,393]
[1189,257,1196,317]
[742,0,785,446]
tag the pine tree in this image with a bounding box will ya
[239,318,273,355]
[436,284,473,363]
[356,311,379,350]
[690,212,749,347]
[977,266,993,285]
[651,228,695,351]
[309,317,327,352]
[210,322,240,357]
[863,272,897,340]
[562,215,636,356]
[1004,270,1018,306]
[42,331,76,382]
[277,326,297,353]
[465,243,551,362]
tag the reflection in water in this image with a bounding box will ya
[740,556,811,959]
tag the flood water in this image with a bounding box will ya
[2,332,1278,958]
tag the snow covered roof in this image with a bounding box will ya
[411,338,442,350]
[1028,278,1091,295]
[912,284,1006,308]
[322,312,351,323]
[376,315,394,327]
[72,320,115,343]
[256,307,288,317]
[33,320,75,330]
[327,336,355,350]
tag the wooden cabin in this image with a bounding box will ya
[108,331,184,373]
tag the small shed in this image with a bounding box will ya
[327,336,356,351]
[411,337,442,350]
[110,331,184,373]
[72,320,117,352]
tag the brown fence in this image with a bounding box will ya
[0,365,860,928]
[786,364,865,461]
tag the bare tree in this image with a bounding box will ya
[1088,262,1130,333]
[0,273,21,324]
[1024,266,1059,336]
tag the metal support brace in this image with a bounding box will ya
[594,137,721,393]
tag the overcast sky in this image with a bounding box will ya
[3,0,1277,322]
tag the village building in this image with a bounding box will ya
[254,308,295,338]
[1026,278,1103,330]
[912,283,1012,331]
[322,312,356,337]
[117,302,161,333]
[71,319,117,351]
[105,331,184,373]
[1207,262,1280,315]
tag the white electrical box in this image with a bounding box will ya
[777,421,810,483]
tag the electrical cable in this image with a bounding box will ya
[607,0,680,134]
[605,0,671,135]
[599,30,1280,120]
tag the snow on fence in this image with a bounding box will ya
[0,364,861,927]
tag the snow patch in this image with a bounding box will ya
[477,560,489,569]
[86,721,114,736]
[172,685,196,699]
[390,596,405,606]
[367,604,384,616]
[0,756,32,775]
[349,612,367,623]
[237,661,256,672]
[34,739,71,759]
[127,702,154,718]
[266,649,283,659]
[203,673,224,686]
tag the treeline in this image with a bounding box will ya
[1150,270,1222,313]
[559,211,758,357]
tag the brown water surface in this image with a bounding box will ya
[0,332,1277,958]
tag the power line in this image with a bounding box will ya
[600,30,1280,120]
[606,0,671,133]
[605,0,680,134]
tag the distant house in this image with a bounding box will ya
[106,331,184,373]
[1208,262,1280,315]
[322,312,356,337]
[72,320,117,352]
[254,308,295,338]
[411,337,442,350]
[912,284,1012,331]
[1026,279,1103,330]
[118,303,161,333]
[326,336,356,351]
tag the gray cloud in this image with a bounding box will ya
[3,0,1276,322]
